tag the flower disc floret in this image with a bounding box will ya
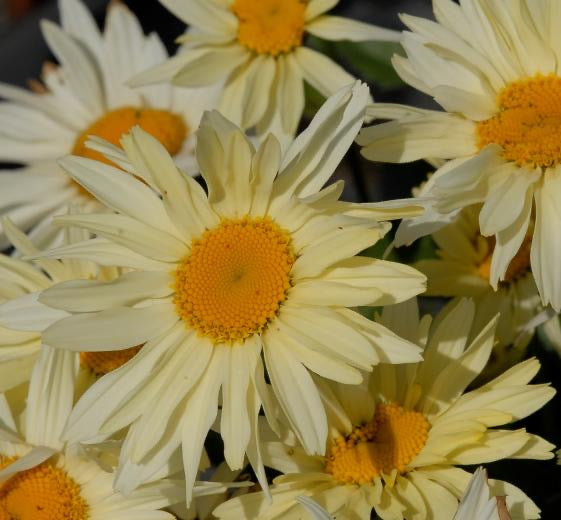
[477,74,561,168]
[0,456,89,520]
[73,107,187,165]
[231,0,306,56]
[325,403,429,484]
[173,217,295,343]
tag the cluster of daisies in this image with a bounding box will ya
[0,0,559,518]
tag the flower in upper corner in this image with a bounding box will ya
[129,0,399,144]
[214,298,555,520]
[35,83,426,504]
[0,0,218,250]
[357,0,561,311]
[414,204,543,381]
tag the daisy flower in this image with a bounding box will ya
[0,0,217,249]
[414,204,542,381]
[0,334,238,520]
[35,83,426,503]
[357,0,561,311]
[0,214,145,396]
[130,0,400,144]
[214,298,555,520]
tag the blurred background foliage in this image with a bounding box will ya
[1,0,560,516]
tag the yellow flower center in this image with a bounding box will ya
[72,107,187,165]
[0,456,89,520]
[477,74,561,168]
[477,234,532,284]
[325,403,429,485]
[80,345,142,376]
[231,0,306,56]
[173,217,294,344]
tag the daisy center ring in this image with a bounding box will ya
[173,217,295,344]
[231,0,306,56]
[72,106,187,165]
[0,457,89,520]
[477,74,561,168]
[325,402,430,484]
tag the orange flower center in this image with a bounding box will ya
[232,0,306,56]
[0,456,89,520]
[72,107,187,165]
[477,74,561,168]
[80,345,142,376]
[325,403,429,485]
[173,217,294,344]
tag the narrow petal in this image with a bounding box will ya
[531,169,561,310]
[53,213,187,262]
[263,332,327,455]
[43,304,178,351]
[39,271,173,312]
[24,344,77,450]
[306,16,399,42]
[181,345,226,504]
[0,292,69,332]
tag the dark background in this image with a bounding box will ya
[1,0,560,517]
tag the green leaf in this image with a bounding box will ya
[334,40,404,90]
[303,82,326,120]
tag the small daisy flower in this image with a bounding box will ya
[0,0,217,249]
[214,298,555,520]
[130,0,399,144]
[357,0,561,311]
[414,204,542,381]
[34,83,426,503]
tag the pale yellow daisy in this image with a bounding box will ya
[357,0,561,311]
[34,83,425,503]
[214,298,555,520]
[130,0,399,145]
[0,0,217,249]
[414,204,543,381]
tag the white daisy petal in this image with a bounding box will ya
[24,344,77,449]
[40,20,104,117]
[57,155,176,234]
[39,271,172,312]
[0,291,69,332]
[263,334,327,455]
[53,213,187,262]
[306,16,399,42]
[43,304,178,352]
[531,168,561,310]
[181,345,227,504]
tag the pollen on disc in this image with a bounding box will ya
[325,402,429,485]
[173,217,295,344]
[0,456,89,520]
[477,74,561,168]
[232,0,306,56]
